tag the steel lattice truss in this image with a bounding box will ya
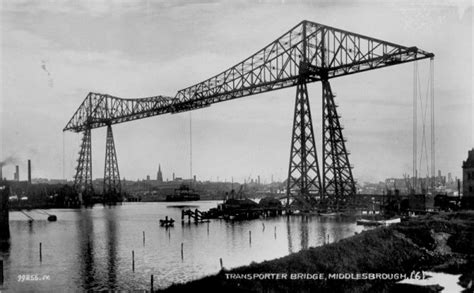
[322,80,356,207]
[74,128,94,201]
[173,20,433,112]
[64,20,433,132]
[286,82,322,210]
[64,93,176,132]
[104,125,121,200]
[63,20,433,209]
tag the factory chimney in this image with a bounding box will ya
[14,165,19,181]
[28,160,32,184]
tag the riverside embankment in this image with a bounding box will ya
[162,211,474,292]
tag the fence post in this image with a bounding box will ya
[132,250,135,271]
[150,274,154,292]
[0,259,3,285]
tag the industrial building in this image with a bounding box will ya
[463,148,474,196]
[462,148,474,208]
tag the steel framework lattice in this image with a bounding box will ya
[103,125,121,201]
[322,80,356,208]
[74,128,93,203]
[64,21,434,133]
[286,82,322,210]
[64,20,434,209]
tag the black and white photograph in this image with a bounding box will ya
[0,0,473,292]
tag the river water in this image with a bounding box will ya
[0,201,363,291]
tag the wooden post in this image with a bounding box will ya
[143,231,145,246]
[274,226,277,239]
[0,259,3,285]
[262,223,265,232]
[207,222,209,235]
[181,242,184,260]
[39,242,42,262]
[0,185,10,242]
[219,258,223,270]
[249,231,252,245]
[181,210,184,222]
[150,274,154,292]
[132,250,135,271]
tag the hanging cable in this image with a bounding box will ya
[418,61,431,179]
[413,60,435,193]
[413,62,418,191]
[62,132,66,180]
[189,112,193,187]
[430,59,435,190]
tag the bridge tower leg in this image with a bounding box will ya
[322,79,356,209]
[103,124,121,203]
[74,128,94,205]
[286,82,322,211]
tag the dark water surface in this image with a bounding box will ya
[0,201,363,291]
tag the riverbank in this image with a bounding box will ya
[161,211,474,292]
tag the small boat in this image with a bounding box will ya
[47,215,57,222]
[166,185,200,202]
[159,216,175,227]
[319,212,341,217]
[356,217,401,227]
[356,218,381,226]
[379,217,401,226]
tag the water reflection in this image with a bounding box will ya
[286,216,294,254]
[104,207,118,290]
[77,209,95,290]
[5,202,363,291]
[300,216,310,250]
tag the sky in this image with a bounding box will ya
[0,0,472,184]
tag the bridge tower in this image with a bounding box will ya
[321,79,356,208]
[103,124,121,202]
[286,82,322,210]
[74,128,94,204]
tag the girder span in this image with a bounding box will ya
[63,20,433,132]
[172,20,434,112]
[63,92,176,132]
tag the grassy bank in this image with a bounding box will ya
[160,211,474,293]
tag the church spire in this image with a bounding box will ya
[157,164,163,182]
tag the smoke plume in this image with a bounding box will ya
[0,156,19,167]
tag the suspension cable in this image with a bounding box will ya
[430,59,435,190]
[62,132,66,180]
[189,112,193,186]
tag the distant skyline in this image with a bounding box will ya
[2,162,463,185]
[1,0,472,184]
